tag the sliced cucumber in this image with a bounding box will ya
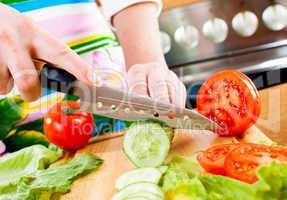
[112,183,164,200]
[125,192,162,200]
[123,122,170,168]
[115,168,164,190]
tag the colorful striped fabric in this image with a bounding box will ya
[1,0,127,135]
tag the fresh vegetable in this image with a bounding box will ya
[162,155,204,191]
[4,130,49,152]
[123,121,171,167]
[197,143,239,175]
[112,182,164,200]
[115,167,164,190]
[0,96,28,139]
[0,145,62,191]
[164,154,287,200]
[0,152,103,200]
[225,144,287,183]
[197,70,261,136]
[44,101,94,150]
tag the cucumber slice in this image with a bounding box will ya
[125,192,162,200]
[115,168,163,190]
[123,122,170,168]
[112,183,164,200]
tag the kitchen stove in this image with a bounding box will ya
[159,0,287,107]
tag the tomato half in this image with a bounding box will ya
[197,143,239,175]
[197,70,261,136]
[44,101,94,150]
[224,144,287,183]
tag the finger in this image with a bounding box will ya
[147,66,170,104]
[166,71,187,107]
[3,43,41,101]
[127,64,149,96]
[0,65,13,94]
[32,29,92,83]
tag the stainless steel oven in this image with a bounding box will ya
[159,0,287,107]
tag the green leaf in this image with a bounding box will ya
[0,96,28,139]
[163,154,287,200]
[0,153,103,200]
[0,145,62,192]
[4,130,50,152]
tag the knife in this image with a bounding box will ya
[40,64,219,131]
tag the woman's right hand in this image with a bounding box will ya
[0,3,93,101]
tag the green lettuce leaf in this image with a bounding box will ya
[0,144,62,192]
[0,152,103,200]
[164,155,287,200]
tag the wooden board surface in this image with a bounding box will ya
[61,126,270,200]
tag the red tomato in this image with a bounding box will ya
[197,143,239,175]
[44,101,94,150]
[224,144,287,183]
[197,70,261,136]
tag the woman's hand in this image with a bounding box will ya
[127,62,187,107]
[0,4,92,101]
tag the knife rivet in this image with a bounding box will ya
[153,111,159,118]
[168,111,175,119]
[183,115,189,120]
[111,105,117,111]
[124,108,130,113]
[97,102,103,108]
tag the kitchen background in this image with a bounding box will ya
[158,0,287,143]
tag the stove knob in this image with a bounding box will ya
[174,25,199,48]
[160,31,171,54]
[202,18,228,43]
[232,11,259,37]
[262,4,287,31]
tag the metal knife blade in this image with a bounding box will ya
[40,65,219,131]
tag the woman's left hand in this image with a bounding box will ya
[127,62,187,107]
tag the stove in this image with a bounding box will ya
[159,0,287,107]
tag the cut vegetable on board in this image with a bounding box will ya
[123,121,172,168]
[197,70,261,136]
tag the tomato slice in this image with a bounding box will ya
[197,70,261,136]
[197,143,239,175]
[224,144,287,183]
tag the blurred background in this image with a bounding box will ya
[158,0,287,108]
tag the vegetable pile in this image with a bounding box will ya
[117,120,287,200]
[0,96,104,200]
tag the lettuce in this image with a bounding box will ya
[0,144,62,192]
[0,147,103,200]
[164,155,287,200]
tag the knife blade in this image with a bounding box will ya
[40,64,219,131]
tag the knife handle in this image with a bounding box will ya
[40,64,76,94]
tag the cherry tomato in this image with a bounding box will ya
[224,144,287,183]
[44,101,94,150]
[197,70,261,136]
[197,143,239,175]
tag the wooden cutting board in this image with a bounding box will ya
[61,126,271,200]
